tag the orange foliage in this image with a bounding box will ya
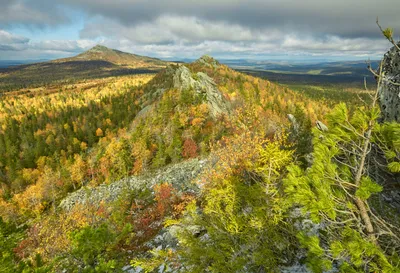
[191,117,204,127]
[182,138,198,159]
[122,183,195,252]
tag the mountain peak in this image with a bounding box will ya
[194,55,220,68]
[87,44,111,52]
[62,45,168,67]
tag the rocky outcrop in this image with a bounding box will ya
[137,59,230,118]
[172,65,230,117]
[194,55,220,68]
[378,43,400,123]
[375,43,400,213]
[59,158,207,211]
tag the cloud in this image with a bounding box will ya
[0,30,29,51]
[0,29,95,59]
[80,16,281,44]
[0,30,29,44]
[77,14,391,59]
[61,0,400,39]
[1,0,399,60]
[0,0,68,27]
[31,40,95,53]
[72,0,398,59]
[90,34,387,61]
[3,0,400,38]
[281,35,389,53]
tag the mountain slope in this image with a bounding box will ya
[0,45,169,93]
[0,55,334,271]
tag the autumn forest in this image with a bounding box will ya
[0,10,400,273]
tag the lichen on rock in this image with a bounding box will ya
[59,158,207,211]
[378,42,400,123]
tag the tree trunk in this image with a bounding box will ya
[355,197,377,243]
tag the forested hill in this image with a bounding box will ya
[0,53,399,272]
[0,45,169,93]
[0,55,330,271]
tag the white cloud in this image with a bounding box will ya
[0,29,29,51]
[77,15,391,60]
[80,16,280,44]
[61,0,398,60]
[0,30,29,44]
[31,39,95,53]
[281,35,389,54]
[0,29,96,59]
[61,0,400,39]
[0,23,392,60]
[1,0,398,60]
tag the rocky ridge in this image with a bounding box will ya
[60,158,207,211]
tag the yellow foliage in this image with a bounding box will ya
[69,154,87,185]
[21,168,41,184]
[13,166,59,216]
[80,141,88,151]
[0,198,18,222]
[22,204,100,261]
[95,127,103,137]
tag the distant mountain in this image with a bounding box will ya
[0,45,169,92]
[55,45,166,68]
[0,59,48,68]
[227,59,380,86]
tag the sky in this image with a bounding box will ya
[0,0,399,61]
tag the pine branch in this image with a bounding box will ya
[376,18,400,51]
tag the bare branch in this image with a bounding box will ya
[368,66,400,86]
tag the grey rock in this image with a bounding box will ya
[135,105,153,120]
[378,43,400,122]
[373,43,400,219]
[194,55,220,68]
[172,65,230,117]
[59,158,207,211]
[281,209,339,273]
[280,264,310,273]
[316,120,329,132]
[288,114,300,135]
